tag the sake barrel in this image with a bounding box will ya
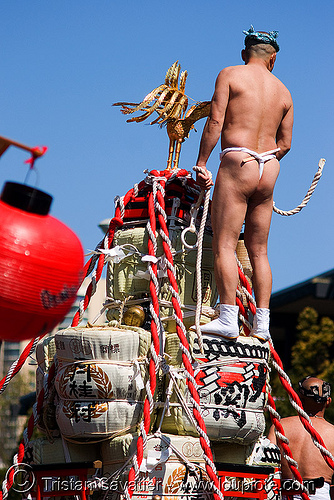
[56,399,144,439]
[54,326,152,439]
[211,441,257,465]
[103,433,208,499]
[211,436,279,468]
[54,325,150,362]
[107,226,218,331]
[236,236,253,307]
[248,437,281,467]
[101,433,137,475]
[26,437,101,465]
[55,362,143,401]
[161,333,270,444]
[101,432,204,475]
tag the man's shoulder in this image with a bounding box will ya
[217,65,245,77]
[223,64,245,71]
[281,415,334,431]
[280,416,300,428]
[317,419,334,449]
[215,65,248,87]
[271,73,292,97]
[322,418,334,430]
[281,416,299,422]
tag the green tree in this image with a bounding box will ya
[269,306,334,423]
[0,373,34,466]
[291,307,334,381]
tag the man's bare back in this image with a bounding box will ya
[269,416,334,484]
[194,28,293,341]
[218,63,293,155]
[268,377,334,495]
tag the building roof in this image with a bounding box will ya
[270,268,334,317]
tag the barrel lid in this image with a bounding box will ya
[0,181,53,215]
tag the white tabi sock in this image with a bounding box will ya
[197,304,240,339]
[251,308,271,341]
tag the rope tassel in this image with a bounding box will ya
[273,158,325,216]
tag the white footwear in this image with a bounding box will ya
[251,308,271,341]
[192,304,240,339]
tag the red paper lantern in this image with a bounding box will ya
[0,182,84,341]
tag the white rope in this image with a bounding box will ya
[273,158,325,216]
[126,176,163,487]
[192,166,212,355]
[105,296,217,321]
[155,430,199,475]
[149,173,223,500]
[266,383,300,470]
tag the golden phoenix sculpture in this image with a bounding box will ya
[113,61,211,170]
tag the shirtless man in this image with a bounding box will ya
[195,26,293,340]
[268,377,334,500]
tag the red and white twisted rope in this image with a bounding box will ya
[270,344,334,468]
[152,170,223,500]
[71,181,147,327]
[266,391,310,500]
[0,362,56,500]
[234,261,334,500]
[232,265,328,500]
[124,178,163,500]
[0,334,46,395]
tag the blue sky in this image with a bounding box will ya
[0,1,333,293]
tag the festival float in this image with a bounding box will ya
[0,62,331,500]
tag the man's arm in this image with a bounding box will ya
[276,97,293,161]
[267,424,277,445]
[195,69,230,188]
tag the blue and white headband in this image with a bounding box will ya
[243,25,279,52]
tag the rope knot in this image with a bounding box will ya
[193,165,213,179]
[109,216,124,229]
[159,356,170,375]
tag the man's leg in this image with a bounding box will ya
[244,158,280,339]
[212,177,248,305]
[198,160,251,338]
[244,163,279,307]
[211,153,264,303]
[244,195,273,308]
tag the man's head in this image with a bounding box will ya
[243,26,280,52]
[298,376,332,414]
[242,26,279,71]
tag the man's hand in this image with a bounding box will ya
[195,166,214,190]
